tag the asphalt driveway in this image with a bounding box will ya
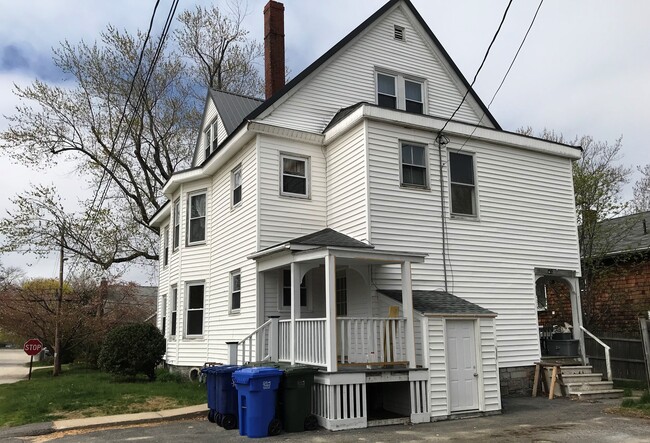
[0,348,30,384]
[25,396,650,442]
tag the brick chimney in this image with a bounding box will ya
[264,0,285,99]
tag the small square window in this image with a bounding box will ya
[401,142,428,188]
[232,165,242,207]
[231,271,241,312]
[281,154,309,197]
[377,73,397,109]
[449,151,477,216]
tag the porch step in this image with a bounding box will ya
[568,389,625,400]
[561,373,604,384]
[559,365,593,375]
[565,381,615,393]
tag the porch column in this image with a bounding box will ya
[569,277,588,364]
[325,253,338,372]
[290,262,301,365]
[401,261,417,368]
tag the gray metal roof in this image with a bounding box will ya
[288,228,373,249]
[594,211,650,256]
[209,89,262,135]
[379,290,496,316]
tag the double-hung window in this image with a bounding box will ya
[187,191,206,245]
[449,151,477,216]
[172,199,180,250]
[170,286,178,337]
[161,294,167,335]
[400,142,428,188]
[230,271,241,312]
[186,283,204,336]
[163,226,169,266]
[377,73,397,109]
[281,154,309,197]
[232,165,242,207]
[281,269,307,308]
[376,71,424,114]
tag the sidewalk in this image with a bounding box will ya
[0,404,208,440]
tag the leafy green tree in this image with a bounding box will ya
[98,322,166,380]
[0,2,262,271]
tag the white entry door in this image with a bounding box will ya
[446,319,479,412]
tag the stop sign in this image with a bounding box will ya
[23,338,43,356]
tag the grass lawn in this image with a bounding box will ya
[0,365,206,428]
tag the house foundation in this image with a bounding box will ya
[499,365,535,397]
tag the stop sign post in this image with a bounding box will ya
[24,338,43,380]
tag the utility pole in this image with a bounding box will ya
[53,230,64,376]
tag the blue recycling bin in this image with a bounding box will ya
[201,365,241,429]
[233,367,284,438]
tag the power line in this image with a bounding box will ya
[438,0,513,137]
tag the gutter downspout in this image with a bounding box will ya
[437,134,449,292]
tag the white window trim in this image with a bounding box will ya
[230,270,241,315]
[160,293,167,336]
[375,68,426,113]
[172,199,180,251]
[186,189,207,246]
[185,281,205,338]
[204,119,219,159]
[170,285,178,339]
[399,140,430,189]
[278,269,312,312]
[231,164,243,208]
[448,150,480,219]
[279,153,310,199]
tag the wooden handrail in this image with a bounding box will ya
[580,326,612,381]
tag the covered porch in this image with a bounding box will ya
[240,228,427,372]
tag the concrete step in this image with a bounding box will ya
[561,373,604,384]
[565,381,614,393]
[569,389,625,400]
[559,365,593,375]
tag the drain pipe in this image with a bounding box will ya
[437,133,450,292]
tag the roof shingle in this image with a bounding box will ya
[379,289,495,316]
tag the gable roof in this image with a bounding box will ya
[277,228,373,250]
[379,289,496,316]
[246,0,500,130]
[595,211,650,256]
[209,89,263,135]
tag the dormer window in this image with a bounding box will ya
[376,71,424,115]
[204,120,218,160]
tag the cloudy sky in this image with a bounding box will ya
[1,0,648,282]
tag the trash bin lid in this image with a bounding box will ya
[213,365,241,374]
[232,366,283,384]
[201,366,221,374]
[281,365,319,375]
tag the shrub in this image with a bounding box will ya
[156,368,183,383]
[98,323,166,380]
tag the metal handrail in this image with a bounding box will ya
[580,326,612,381]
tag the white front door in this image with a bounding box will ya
[446,319,479,412]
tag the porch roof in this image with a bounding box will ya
[379,290,496,317]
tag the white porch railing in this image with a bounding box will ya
[296,319,327,366]
[279,319,291,361]
[580,326,612,381]
[338,317,407,364]
[234,319,272,365]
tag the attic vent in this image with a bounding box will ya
[394,25,405,41]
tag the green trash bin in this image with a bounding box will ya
[279,365,319,432]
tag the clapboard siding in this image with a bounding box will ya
[367,119,580,368]
[258,135,327,248]
[206,141,258,364]
[326,123,369,241]
[479,318,501,413]
[193,100,218,166]
[261,5,482,134]
[427,318,448,418]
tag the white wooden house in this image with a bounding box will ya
[151,0,584,429]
